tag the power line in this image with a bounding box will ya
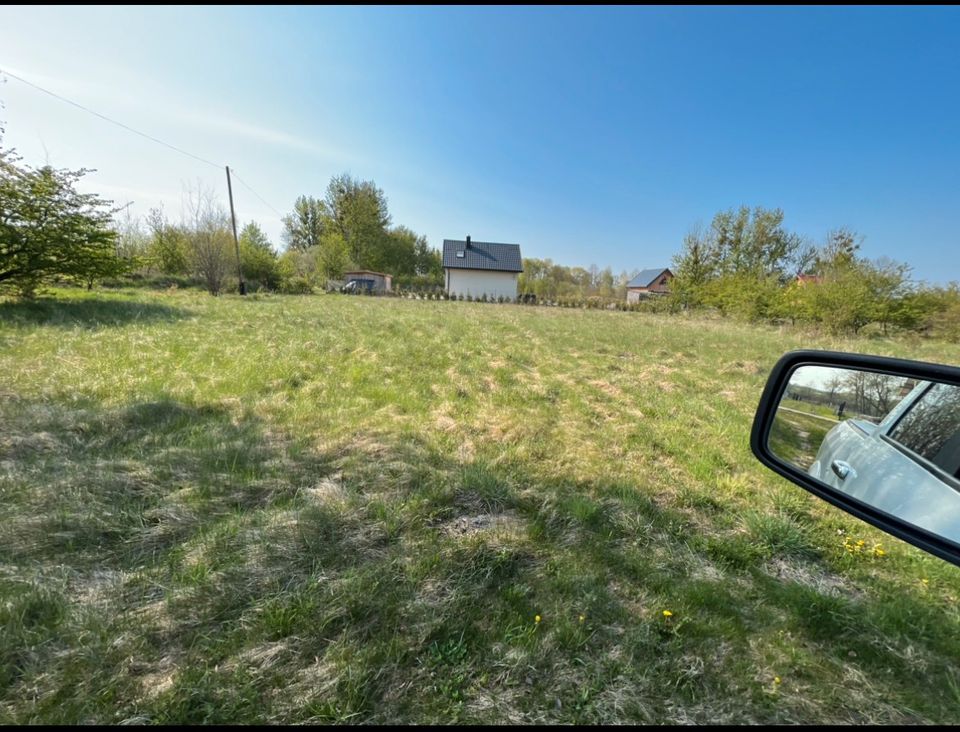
[1,66,286,222]
[0,67,222,170]
[230,170,284,218]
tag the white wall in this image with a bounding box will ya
[446,269,518,300]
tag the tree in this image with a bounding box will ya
[815,228,861,273]
[239,221,281,290]
[114,206,150,263]
[146,206,190,275]
[323,173,391,266]
[670,224,714,307]
[282,175,436,285]
[414,235,442,279]
[0,146,124,296]
[369,225,418,277]
[282,195,326,251]
[316,230,350,280]
[184,185,232,296]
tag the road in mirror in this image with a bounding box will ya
[768,365,960,543]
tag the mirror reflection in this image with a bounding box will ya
[769,365,960,543]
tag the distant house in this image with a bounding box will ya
[443,236,522,300]
[344,270,392,293]
[626,268,673,302]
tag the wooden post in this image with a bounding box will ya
[225,166,245,295]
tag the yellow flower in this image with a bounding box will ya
[922,578,929,585]
[534,614,541,624]
[579,615,585,623]
[774,676,781,685]
[662,610,673,618]
[856,539,866,547]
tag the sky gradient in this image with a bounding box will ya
[1,6,958,283]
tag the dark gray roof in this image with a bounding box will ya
[627,268,672,288]
[442,239,523,272]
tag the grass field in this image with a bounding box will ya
[3,287,960,724]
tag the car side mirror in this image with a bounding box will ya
[752,350,960,567]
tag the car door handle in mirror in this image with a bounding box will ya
[830,460,857,481]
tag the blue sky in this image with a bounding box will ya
[1,6,958,283]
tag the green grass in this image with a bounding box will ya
[2,287,960,724]
[769,409,833,470]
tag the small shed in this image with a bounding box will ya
[626,267,673,302]
[344,270,392,293]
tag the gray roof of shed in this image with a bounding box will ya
[442,239,523,272]
[627,268,671,288]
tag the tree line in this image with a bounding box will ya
[1,133,442,296]
[518,260,637,302]
[668,205,960,339]
[2,137,958,343]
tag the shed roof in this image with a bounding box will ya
[442,239,523,273]
[344,270,391,278]
[627,268,672,288]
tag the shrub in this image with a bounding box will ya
[279,276,314,294]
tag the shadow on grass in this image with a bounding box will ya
[0,296,191,329]
[1,392,959,724]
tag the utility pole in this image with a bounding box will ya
[225,165,246,295]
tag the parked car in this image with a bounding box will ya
[808,380,960,541]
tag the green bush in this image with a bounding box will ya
[278,276,314,295]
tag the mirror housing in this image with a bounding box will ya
[752,350,960,568]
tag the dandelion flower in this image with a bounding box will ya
[774,676,781,685]
[922,578,929,585]
[579,615,585,623]
[534,614,541,624]
[662,610,673,618]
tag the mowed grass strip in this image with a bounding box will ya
[2,287,960,724]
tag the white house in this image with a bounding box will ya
[443,236,522,300]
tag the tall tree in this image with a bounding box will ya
[323,173,391,266]
[282,195,327,251]
[671,224,713,306]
